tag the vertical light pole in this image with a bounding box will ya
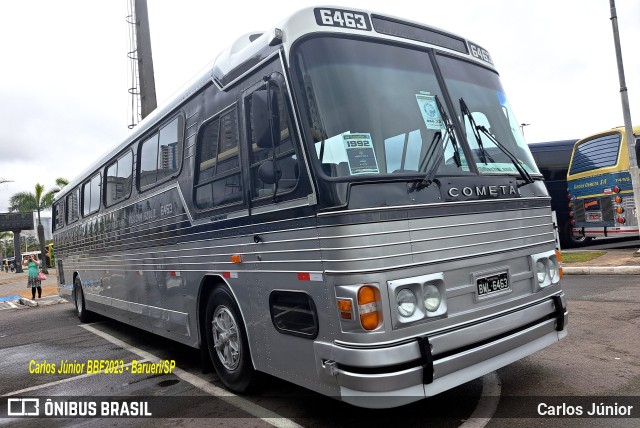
[609,0,640,234]
[520,123,530,136]
[134,0,157,119]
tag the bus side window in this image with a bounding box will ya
[105,150,133,206]
[139,116,183,189]
[66,188,80,224]
[82,174,101,217]
[194,107,243,210]
[53,201,65,231]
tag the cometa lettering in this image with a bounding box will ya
[448,185,519,198]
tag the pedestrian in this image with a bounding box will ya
[9,261,14,273]
[27,255,42,299]
[3,261,7,273]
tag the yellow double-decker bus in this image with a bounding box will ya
[567,125,640,239]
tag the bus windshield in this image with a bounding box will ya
[294,36,472,179]
[293,36,539,180]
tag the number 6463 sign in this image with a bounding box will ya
[314,8,372,31]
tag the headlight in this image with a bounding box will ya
[548,258,558,281]
[536,260,547,284]
[397,288,417,317]
[423,284,441,312]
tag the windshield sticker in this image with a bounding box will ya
[477,162,534,174]
[343,133,379,174]
[416,93,443,130]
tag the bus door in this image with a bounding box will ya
[240,60,324,382]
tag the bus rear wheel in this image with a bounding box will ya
[74,277,91,323]
[205,287,254,392]
[561,221,592,248]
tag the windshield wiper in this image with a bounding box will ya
[411,95,462,191]
[459,98,488,165]
[435,95,461,167]
[411,131,442,191]
[475,125,535,186]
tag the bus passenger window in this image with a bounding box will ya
[66,188,80,224]
[140,134,159,187]
[139,116,183,189]
[105,150,133,206]
[157,118,180,181]
[194,108,243,210]
[82,174,101,216]
[53,201,65,231]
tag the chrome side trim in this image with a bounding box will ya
[85,293,191,337]
[317,197,551,217]
[323,239,556,274]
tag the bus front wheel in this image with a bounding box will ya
[74,277,91,323]
[205,287,254,392]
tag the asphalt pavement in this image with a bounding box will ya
[0,247,638,308]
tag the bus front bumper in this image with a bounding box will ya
[315,294,567,408]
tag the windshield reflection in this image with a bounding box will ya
[293,37,469,180]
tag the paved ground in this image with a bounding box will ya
[0,268,60,301]
[0,248,638,305]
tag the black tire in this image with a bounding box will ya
[74,277,91,323]
[560,221,593,248]
[205,287,254,392]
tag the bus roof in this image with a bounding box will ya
[574,125,640,145]
[528,140,578,152]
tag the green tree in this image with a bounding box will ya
[0,231,13,264]
[8,181,66,274]
[55,177,69,188]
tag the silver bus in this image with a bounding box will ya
[52,6,567,408]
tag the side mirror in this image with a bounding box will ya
[250,84,281,149]
[258,160,282,184]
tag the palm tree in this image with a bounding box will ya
[8,181,66,274]
[0,231,13,265]
[55,177,69,188]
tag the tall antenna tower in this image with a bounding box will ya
[126,0,157,129]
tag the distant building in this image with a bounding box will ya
[22,216,53,241]
[160,142,178,170]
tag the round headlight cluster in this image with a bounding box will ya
[397,288,417,317]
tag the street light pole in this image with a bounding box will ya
[609,0,640,235]
[520,123,530,136]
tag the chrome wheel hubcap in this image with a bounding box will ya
[212,306,240,370]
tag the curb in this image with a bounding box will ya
[16,296,68,308]
[563,266,640,275]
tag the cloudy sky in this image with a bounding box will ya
[0,0,638,214]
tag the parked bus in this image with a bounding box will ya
[567,125,640,240]
[528,140,590,247]
[52,6,567,408]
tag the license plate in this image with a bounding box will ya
[476,271,510,298]
[586,211,602,222]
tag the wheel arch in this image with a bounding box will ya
[196,274,254,364]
